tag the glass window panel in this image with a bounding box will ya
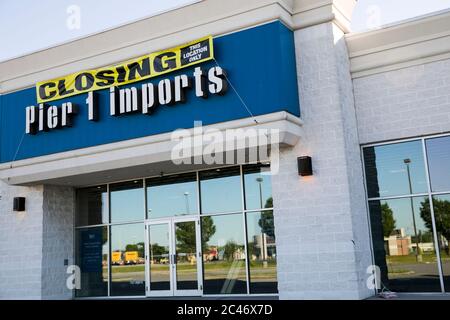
[110,180,144,223]
[426,136,450,192]
[110,223,145,296]
[246,210,277,293]
[200,167,242,214]
[431,194,450,292]
[363,141,428,198]
[76,186,108,226]
[75,227,108,297]
[369,197,441,292]
[244,164,273,210]
[148,223,171,291]
[146,173,198,219]
[175,221,199,290]
[201,214,247,294]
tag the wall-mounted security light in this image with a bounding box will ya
[298,156,313,176]
[13,197,26,212]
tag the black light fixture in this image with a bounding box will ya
[13,197,26,212]
[298,156,313,176]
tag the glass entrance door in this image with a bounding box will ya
[145,217,202,297]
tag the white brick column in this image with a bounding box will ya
[41,185,75,300]
[0,182,75,299]
[0,181,44,299]
[272,21,374,299]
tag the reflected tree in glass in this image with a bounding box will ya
[420,198,450,253]
[369,197,442,292]
[243,164,273,211]
[148,223,171,291]
[174,221,200,291]
[247,210,278,293]
[176,222,197,253]
[223,241,239,261]
[421,196,450,292]
[200,216,216,252]
[381,203,396,238]
[201,214,247,294]
[110,223,145,296]
[259,208,275,238]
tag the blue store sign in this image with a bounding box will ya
[0,21,300,163]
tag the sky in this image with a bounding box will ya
[0,0,450,61]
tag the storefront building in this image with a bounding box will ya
[0,0,449,299]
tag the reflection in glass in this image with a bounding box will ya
[149,223,171,291]
[147,173,198,219]
[200,167,242,214]
[75,227,108,297]
[110,223,145,296]
[175,221,198,290]
[432,195,450,292]
[110,180,144,223]
[202,214,247,294]
[246,210,277,293]
[363,141,427,198]
[244,164,273,210]
[74,165,280,297]
[76,186,108,226]
[426,136,450,192]
[369,197,441,292]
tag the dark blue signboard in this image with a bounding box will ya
[0,21,300,163]
[80,228,103,273]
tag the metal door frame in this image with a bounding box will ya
[145,216,202,297]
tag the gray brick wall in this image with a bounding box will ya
[354,59,450,144]
[272,22,374,300]
[0,182,75,299]
[0,181,44,299]
[41,185,75,300]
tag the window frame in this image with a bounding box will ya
[361,133,450,294]
[74,162,276,298]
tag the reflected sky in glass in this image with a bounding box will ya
[426,136,450,193]
[149,223,170,249]
[202,213,247,294]
[111,223,145,252]
[205,214,245,246]
[110,180,144,223]
[364,141,428,198]
[200,168,242,214]
[431,193,450,292]
[244,165,272,210]
[378,197,430,234]
[147,174,198,218]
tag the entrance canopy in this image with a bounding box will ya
[0,111,302,186]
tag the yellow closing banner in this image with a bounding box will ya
[36,36,214,103]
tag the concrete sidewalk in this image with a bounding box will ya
[369,293,450,300]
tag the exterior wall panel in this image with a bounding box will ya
[354,59,450,145]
